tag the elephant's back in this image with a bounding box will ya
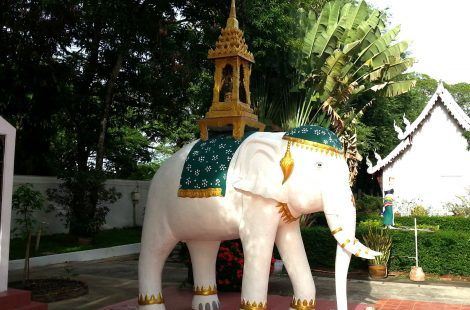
[150,140,198,194]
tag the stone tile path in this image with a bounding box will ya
[8,255,470,310]
[375,299,470,310]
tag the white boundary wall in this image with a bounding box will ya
[12,176,151,235]
[9,243,141,270]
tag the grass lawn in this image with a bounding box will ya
[9,226,142,260]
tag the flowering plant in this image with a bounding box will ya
[216,239,276,291]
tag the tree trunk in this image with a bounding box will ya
[95,52,124,172]
[23,232,32,285]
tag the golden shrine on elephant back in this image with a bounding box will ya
[199,0,265,141]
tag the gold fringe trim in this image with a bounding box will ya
[277,202,299,224]
[240,299,267,310]
[178,188,223,198]
[283,136,344,158]
[290,297,316,310]
[138,293,164,305]
[280,141,295,184]
[193,285,218,296]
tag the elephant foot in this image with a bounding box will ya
[192,295,221,310]
[138,305,166,310]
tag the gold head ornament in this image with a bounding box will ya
[280,141,294,184]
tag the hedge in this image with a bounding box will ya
[356,214,470,232]
[300,226,470,276]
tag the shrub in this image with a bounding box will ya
[47,171,121,237]
[394,198,424,216]
[411,205,429,217]
[357,214,470,232]
[300,225,470,276]
[445,194,470,217]
[216,240,275,292]
[355,194,382,213]
[388,230,470,275]
[216,240,244,291]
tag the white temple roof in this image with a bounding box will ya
[367,83,470,174]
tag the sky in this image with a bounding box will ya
[366,0,470,84]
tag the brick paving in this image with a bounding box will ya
[375,299,470,310]
[101,287,369,309]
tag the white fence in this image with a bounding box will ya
[12,175,151,235]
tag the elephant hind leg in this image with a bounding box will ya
[187,240,221,310]
[138,230,178,310]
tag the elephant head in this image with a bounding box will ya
[233,125,381,309]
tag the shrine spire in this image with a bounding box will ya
[226,0,239,29]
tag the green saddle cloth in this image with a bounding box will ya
[178,132,254,198]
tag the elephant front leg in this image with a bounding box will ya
[239,197,280,310]
[275,221,316,310]
[187,240,221,310]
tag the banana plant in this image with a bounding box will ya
[288,0,415,182]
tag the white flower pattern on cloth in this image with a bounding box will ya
[285,125,343,151]
[179,132,255,196]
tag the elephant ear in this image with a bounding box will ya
[232,133,288,203]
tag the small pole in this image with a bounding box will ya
[414,218,418,267]
[35,224,42,252]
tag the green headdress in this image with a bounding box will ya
[280,125,344,183]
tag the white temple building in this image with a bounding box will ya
[367,83,470,215]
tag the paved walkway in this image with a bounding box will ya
[8,255,470,310]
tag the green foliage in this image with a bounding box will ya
[410,205,429,217]
[392,216,470,232]
[360,74,436,157]
[216,240,245,292]
[387,229,470,276]
[464,131,470,151]
[445,193,470,217]
[301,222,470,275]
[291,0,415,127]
[357,213,470,231]
[447,83,470,116]
[47,172,121,237]
[9,227,142,260]
[12,184,46,237]
[355,194,382,212]
[285,0,415,182]
[361,225,392,265]
[12,184,47,283]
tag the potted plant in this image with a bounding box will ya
[362,226,392,279]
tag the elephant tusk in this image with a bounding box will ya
[331,227,343,235]
[340,239,351,248]
[355,240,383,257]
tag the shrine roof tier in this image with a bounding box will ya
[208,27,255,63]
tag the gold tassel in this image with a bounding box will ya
[280,141,294,184]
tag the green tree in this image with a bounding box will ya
[287,0,415,183]
[12,184,46,284]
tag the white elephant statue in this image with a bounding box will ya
[138,125,380,310]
